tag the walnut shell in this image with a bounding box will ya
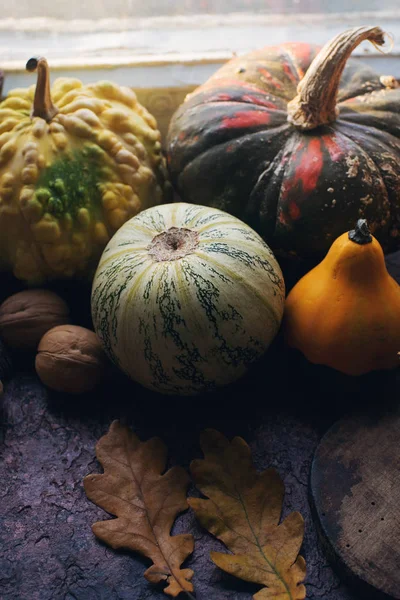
[0,289,70,350]
[35,325,108,394]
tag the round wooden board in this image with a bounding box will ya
[311,410,400,599]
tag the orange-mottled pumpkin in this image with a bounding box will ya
[167,26,400,260]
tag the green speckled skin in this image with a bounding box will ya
[34,148,107,225]
[91,203,285,395]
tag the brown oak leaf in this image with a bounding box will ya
[189,429,306,600]
[83,420,194,597]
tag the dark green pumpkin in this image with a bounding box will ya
[166,26,400,259]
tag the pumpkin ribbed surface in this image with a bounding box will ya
[0,74,169,283]
[91,203,285,395]
[167,27,400,259]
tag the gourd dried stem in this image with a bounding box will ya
[287,26,386,130]
[26,57,59,122]
[348,219,373,245]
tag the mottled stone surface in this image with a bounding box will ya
[1,251,400,600]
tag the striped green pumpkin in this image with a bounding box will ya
[91,203,285,395]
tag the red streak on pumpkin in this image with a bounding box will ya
[203,78,267,95]
[257,68,283,90]
[205,91,278,109]
[282,60,298,85]
[294,138,324,195]
[289,201,301,220]
[241,94,277,109]
[215,93,233,101]
[221,110,271,129]
[283,42,316,74]
[278,209,288,225]
[322,135,343,162]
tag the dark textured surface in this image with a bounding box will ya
[311,410,400,600]
[1,252,400,600]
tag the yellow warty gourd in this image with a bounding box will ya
[0,57,170,284]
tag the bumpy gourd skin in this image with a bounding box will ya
[0,78,170,283]
[284,226,400,375]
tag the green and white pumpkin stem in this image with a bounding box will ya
[26,56,59,122]
[91,203,285,396]
[287,26,386,130]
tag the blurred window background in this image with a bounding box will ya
[1,0,399,137]
[2,0,398,20]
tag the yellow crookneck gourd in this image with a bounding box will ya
[0,57,169,284]
[284,219,400,375]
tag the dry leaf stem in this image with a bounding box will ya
[84,421,195,597]
[189,429,306,600]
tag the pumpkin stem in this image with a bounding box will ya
[148,227,199,262]
[287,26,386,131]
[26,57,59,122]
[348,219,373,245]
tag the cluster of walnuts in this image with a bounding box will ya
[0,289,109,394]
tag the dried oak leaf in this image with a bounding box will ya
[83,420,194,597]
[189,429,306,600]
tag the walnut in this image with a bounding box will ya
[35,325,108,394]
[0,289,70,350]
